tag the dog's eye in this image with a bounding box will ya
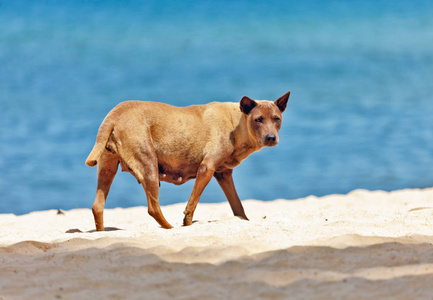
[254,117,263,123]
[273,117,281,123]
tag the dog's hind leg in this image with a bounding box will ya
[142,177,173,229]
[92,151,119,231]
[214,169,249,221]
[113,130,173,229]
[135,153,172,229]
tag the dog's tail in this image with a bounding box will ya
[85,118,114,167]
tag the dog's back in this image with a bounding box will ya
[86,101,240,169]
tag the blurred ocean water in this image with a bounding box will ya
[1,0,432,214]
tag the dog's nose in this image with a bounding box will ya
[265,134,276,142]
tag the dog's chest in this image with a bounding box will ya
[220,143,255,170]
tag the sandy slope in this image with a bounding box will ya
[1,188,433,299]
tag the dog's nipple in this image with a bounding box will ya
[162,174,167,178]
[177,177,183,182]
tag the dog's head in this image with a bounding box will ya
[240,91,290,147]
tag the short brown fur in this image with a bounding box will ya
[86,91,290,230]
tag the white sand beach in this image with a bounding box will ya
[1,188,433,299]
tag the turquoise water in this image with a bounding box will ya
[1,1,432,214]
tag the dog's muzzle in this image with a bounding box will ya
[263,134,278,146]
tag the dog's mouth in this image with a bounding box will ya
[262,140,278,147]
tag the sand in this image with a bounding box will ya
[1,188,433,299]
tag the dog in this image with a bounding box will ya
[86,91,290,230]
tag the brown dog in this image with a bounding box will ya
[86,91,290,230]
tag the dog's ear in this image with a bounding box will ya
[240,96,257,115]
[274,91,290,112]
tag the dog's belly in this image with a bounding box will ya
[157,162,199,185]
[155,143,205,185]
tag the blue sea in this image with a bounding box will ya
[1,0,432,215]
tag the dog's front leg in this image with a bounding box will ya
[183,160,215,226]
[214,169,249,221]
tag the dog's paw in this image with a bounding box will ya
[183,214,193,226]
